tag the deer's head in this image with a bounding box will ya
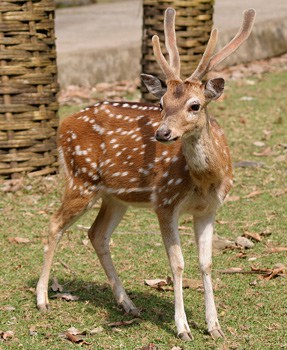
[142,8,255,143]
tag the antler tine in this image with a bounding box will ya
[187,28,218,81]
[164,8,181,77]
[152,8,181,81]
[208,9,256,71]
[188,8,256,81]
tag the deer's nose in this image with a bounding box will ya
[155,126,171,142]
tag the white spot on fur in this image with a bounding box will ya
[93,124,105,134]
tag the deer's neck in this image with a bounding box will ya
[181,119,228,194]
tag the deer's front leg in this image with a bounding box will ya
[157,209,193,341]
[193,213,224,339]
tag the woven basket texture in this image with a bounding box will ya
[141,0,214,102]
[0,0,59,178]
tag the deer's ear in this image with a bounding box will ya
[141,74,167,99]
[204,78,225,101]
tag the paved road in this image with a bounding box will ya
[55,0,287,86]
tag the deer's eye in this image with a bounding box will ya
[188,103,200,112]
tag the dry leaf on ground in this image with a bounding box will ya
[144,277,173,291]
[268,247,287,253]
[8,237,30,244]
[219,267,244,274]
[253,147,273,157]
[219,265,286,280]
[254,263,286,280]
[225,195,241,202]
[0,330,14,341]
[140,344,157,350]
[29,326,37,336]
[233,161,265,168]
[0,305,15,311]
[107,318,140,327]
[50,293,79,301]
[66,327,86,336]
[1,179,23,193]
[90,326,104,335]
[65,332,90,345]
[243,231,262,242]
[244,190,264,199]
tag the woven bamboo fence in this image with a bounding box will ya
[141,0,214,102]
[0,0,59,178]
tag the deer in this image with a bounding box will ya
[36,8,255,341]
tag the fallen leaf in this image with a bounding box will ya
[0,330,14,341]
[253,141,265,147]
[51,277,64,292]
[251,264,286,280]
[144,277,173,291]
[225,195,240,202]
[227,326,237,335]
[2,178,23,193]
[66,327,86,336]
[274,155,286,163]
[253,147,273,157]
[262,130,272,140]
[76,224,90,231]
[0,305,15,311]
[138,343,158,350]
[65,332,90,345]
[273,188,287,197]
[267,247,287,253]
[107,318,140,327]
[171,347,183,350]
[82,239,89,246]
[240,96,254,101]
[90,326,104,335]
[243,231,262,242]
[244,190,264,199]
[29,326,37,336]
[8,237,30,244]
[144,278,168,287]
[233,161,265,168]
[51,293,79,301]
[219,267,244,274]
[263,264,286,281]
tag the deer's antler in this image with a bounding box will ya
[152,8,181,81]
[187,9,256,81]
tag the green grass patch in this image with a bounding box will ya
[0,70,286,349]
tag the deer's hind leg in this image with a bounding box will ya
[88,195,139,316]
[36,187,98,312]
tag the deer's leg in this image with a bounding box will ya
[193,213,224,339]
[157,209,193,341]
[36,189,96,312]
[88,196,139,316]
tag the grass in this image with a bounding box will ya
[0,69,287,349]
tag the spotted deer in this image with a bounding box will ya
[36,8,255,341]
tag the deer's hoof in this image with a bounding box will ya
[127,307,141,317]
[37,303,50,312]
[178,331,194,341]
[209,328,225,340]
